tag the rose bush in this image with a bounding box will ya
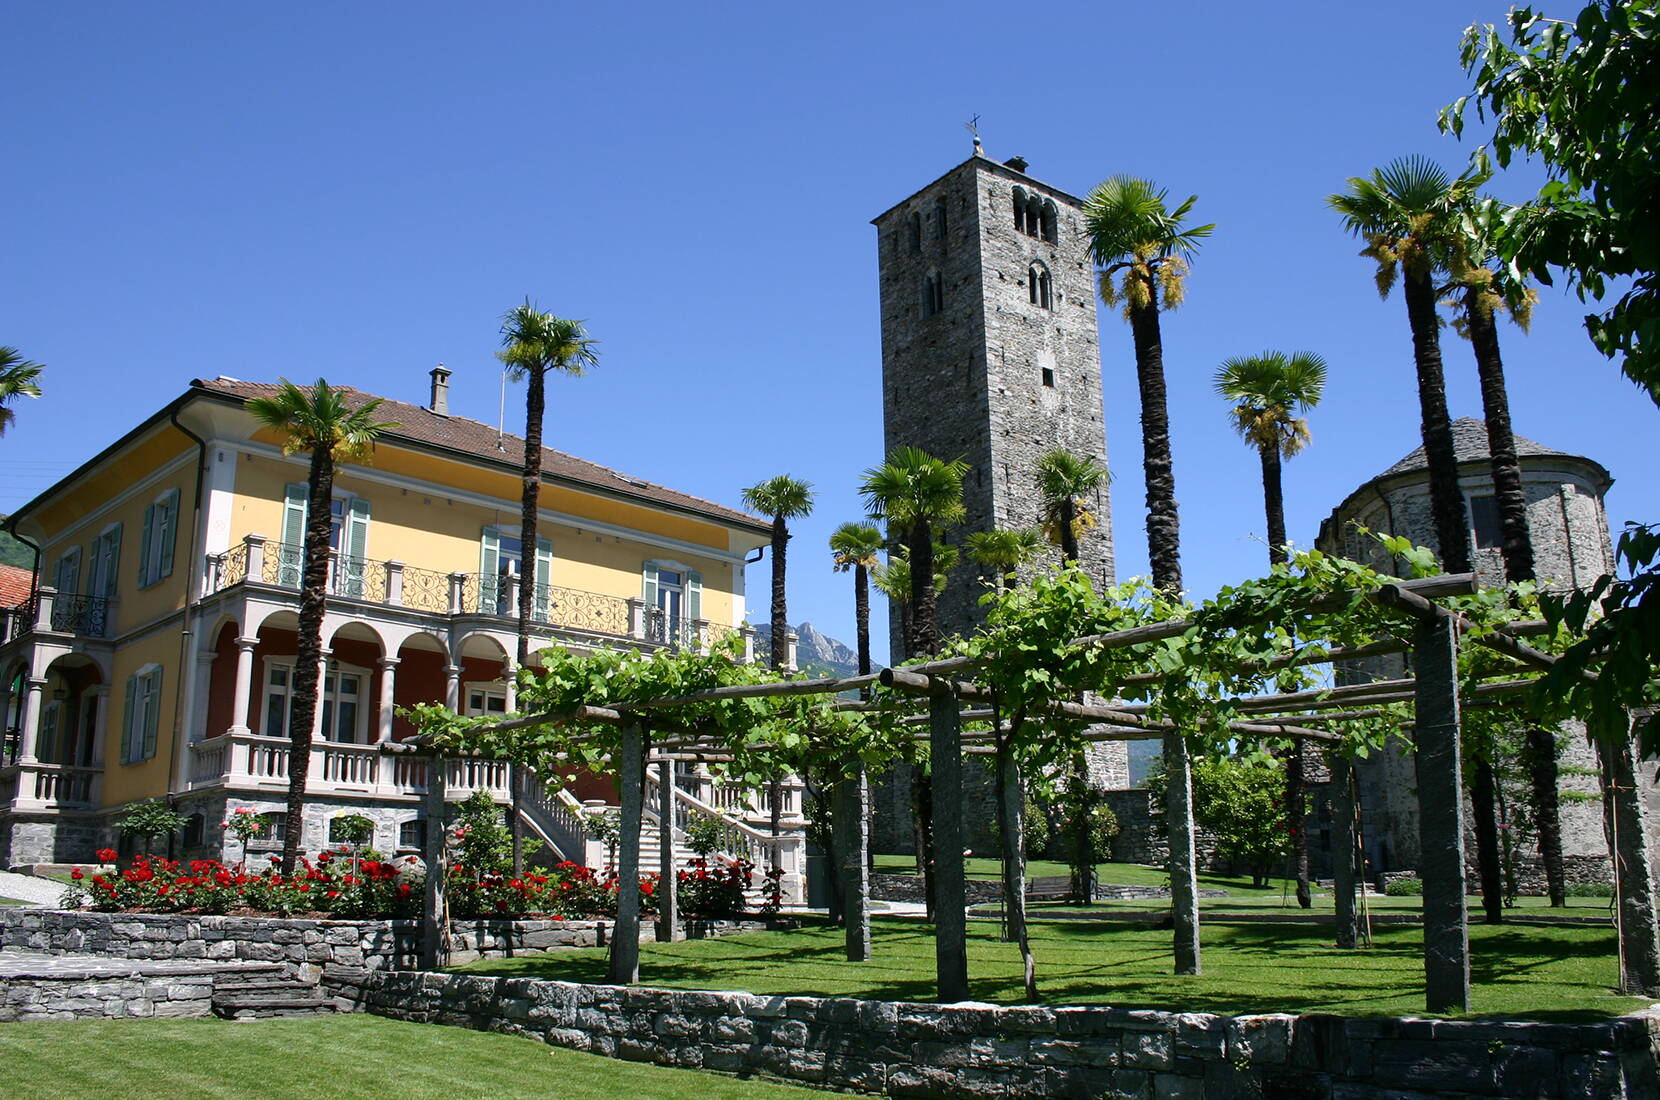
[60,852,423,918]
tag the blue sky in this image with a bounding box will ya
[4,2,1654,663]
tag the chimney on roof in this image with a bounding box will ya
[1004,155,1029,173]
[429,364,451,416]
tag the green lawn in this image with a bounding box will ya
[458,914,1643,1020]
[0,1014,824,1100]
[0,897,29,906]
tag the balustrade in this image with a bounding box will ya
[1,761,100,810]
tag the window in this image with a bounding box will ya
[53,547,81,597]
[89,524,122,602]
[932,198,947,240]
[1470,495,1504,549]
[465,684,508,717]
[1028,263,1052,310]
[182,814,204,849]
[907,212,921,254]
[279,485,370,595]
[479,527,552,618]
[38,699,62,762]
[642,562,702,645]
[1012,186,1029,233]
[138,487,181,588]
[262,659,368,743]
[1040,199,1058,243]
[398,819,425,851]
[121,664,163,765]
[1041,367,1056,388]
[1012,188,1058,242]
[923,271,944,317]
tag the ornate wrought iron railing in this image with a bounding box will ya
[454,574,630,638]
[398,564,452,614]
[48,594,113,638]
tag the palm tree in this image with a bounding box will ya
[0,347,45,436]
[1214,350,1327,910]
[741,475,815,848]
[1034,449,1108,567]
[497,303,599,669]
[1213,351,1328,567]
[741,476,815,672]
[830,523,884,677]
[1445,212,1567,907]
[1330,157,1507,926]
[870,543,959,649]
[829,521,883,959]
[1085,174,1211,976]
[859,446,968,659]
[965,528,1043,594]
[246,380,395,874]
[498,303,597,874]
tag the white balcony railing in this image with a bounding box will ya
[2,762,101,811]
[186,732,510,802]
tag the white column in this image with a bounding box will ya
[502,658,517,713]
[229,637,258,735]
[444,664,462,713]
[377,657,400,743]
[17,677,47,764]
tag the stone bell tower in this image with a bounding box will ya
[871,146,1115,657]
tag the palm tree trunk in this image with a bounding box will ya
[1128,294,1182,595]
[768,515,788,850]
[1259,443,1287,567]
[512,366,546,877]
[995,721,1037,1001]
[853,565,871,677]
[906,523,939,919]
[1466,291,1565,907]
[1596,730,1660,997]
[282,447,335,875]
[1401,268,1471,576]
[1059,499,1078,565]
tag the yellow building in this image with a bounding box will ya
[0,370,803,884]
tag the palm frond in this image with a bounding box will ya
[742,474,815,521]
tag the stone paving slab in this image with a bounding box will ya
[0,871,69,907]
[0,948,282,980]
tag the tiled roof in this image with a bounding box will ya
[192,378,768,533]
[1379,418,1566,478]
[0,564,33,608]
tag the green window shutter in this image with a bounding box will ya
[641,562,659,607]
[121,677,137,765]
[54,551,79,597]
[686,570,703,622]
[157,487,180,580]
[342,497,371,598]
[102,524,122,599]
[534,538,553,621]
[280,484,307,587]
[38,702,59,763]
[138,502,156,588]
[142,670,162,760]
[479,527,500,612]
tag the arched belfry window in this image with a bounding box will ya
[923,270,944,317]
[1011,187,1027,232]
[1028,263,1052,310]
[932,198,947,240]
[907,212,922,254]
[1041,200,1058,243]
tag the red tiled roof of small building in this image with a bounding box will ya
[0,564,33,608]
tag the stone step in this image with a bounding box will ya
[213,993,336,1019]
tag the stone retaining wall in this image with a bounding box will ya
[324,968,1660,1098]
[0,967,217,1021]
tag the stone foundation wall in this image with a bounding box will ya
[326,968,1660,1099]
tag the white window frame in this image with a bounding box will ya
[464,681,509,718]
[261,657,371,744]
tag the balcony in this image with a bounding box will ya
[204,535,756,657]
[187,730,510,804]
[0,589,114,645]
[0,760,102,811]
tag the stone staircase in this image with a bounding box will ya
[212,965,337,1019]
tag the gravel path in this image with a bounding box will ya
[0,871,70,907]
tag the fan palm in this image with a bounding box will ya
[1086,174,1210,976]
[0,347,45,436]
[741,476,815,672]
[1331,158,1507,928]
[1084,175,1211,596]
[1034,449,1108,567]
[1445,207,1566,908]
[829,522,884,677]
[246,380,396,874]
[1213,351,1327,567]
[965,528,1043,594]
[859,446,967,658]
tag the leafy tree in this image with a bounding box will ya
[0,347,43,436]
[1444,0,1660,402]
[118,798,187,857]
[1085,174,1212,975]
[1156,756,1289,888]
[247,379,396,873]
[1213,349,1326,909]
[498,302,598,873]
[1330,158,1508,924]
[1033,449,1107,567]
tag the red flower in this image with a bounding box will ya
[96,848,117,863]
[70,868,84,880]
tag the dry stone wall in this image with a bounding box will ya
[326,967,1660,1099]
